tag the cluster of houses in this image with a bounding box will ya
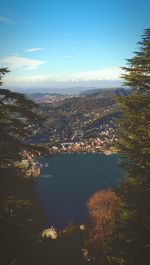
[48,124,117,154]
[34,94,72,104]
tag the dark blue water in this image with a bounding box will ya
[36,153,122,229]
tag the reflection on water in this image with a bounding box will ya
[41,174,54,178]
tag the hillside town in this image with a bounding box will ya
[34,94,73,104]
[48,126,118,154]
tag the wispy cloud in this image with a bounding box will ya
[0,16,16,25]
[0,55,45,70]
[25,48,45,52]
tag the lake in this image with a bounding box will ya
[36,153,122,229]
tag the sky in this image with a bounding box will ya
[0,0,150,91]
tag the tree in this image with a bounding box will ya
[86,190,118,265]
[122,28,150,91]
[0,68,47,265]
[0,68,45,168]
[87,189,118,247]
[104,29,150,265]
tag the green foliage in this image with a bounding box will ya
[103,29,150,265]
[0,67,10,85]
[0,69,43,168]
[122,28,150,91]
[116,93,150,176]
[0,68,47,265]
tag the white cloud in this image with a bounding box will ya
[25,48,45,52]
[4,67,123,88]
[0,55,45,70]
[0,16,15,24]
[27,67,122,82]
[56,67,123,82]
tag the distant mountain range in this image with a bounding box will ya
[80,87,131,97]
[10,85,129,96]
[27,87,131,100]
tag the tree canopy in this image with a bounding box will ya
[85,28,150,265]
[0,68,44,168]
[0,68,47,265]
[122,28,150,91]
[103,28,150,265]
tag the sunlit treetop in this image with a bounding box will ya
[122,28,150,91]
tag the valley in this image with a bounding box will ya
[30,87,130,154]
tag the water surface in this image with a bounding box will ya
[36,153,122,229]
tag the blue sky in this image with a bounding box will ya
[0,0,150,90]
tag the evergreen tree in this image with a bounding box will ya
[0,68,47,265]
[122,28,150,91]
[104,29,150,265]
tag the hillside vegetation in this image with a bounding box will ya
[31,88,130,148]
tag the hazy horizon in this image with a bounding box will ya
[6,83,125,96]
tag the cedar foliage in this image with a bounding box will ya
[103,29,150,265]
[122,28,150,91]
[0,69,46,265]
[0,69,45,168]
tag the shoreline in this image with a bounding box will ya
[47,148,118,156]
[24,148,118,178]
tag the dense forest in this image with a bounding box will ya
[0,28,149,265]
